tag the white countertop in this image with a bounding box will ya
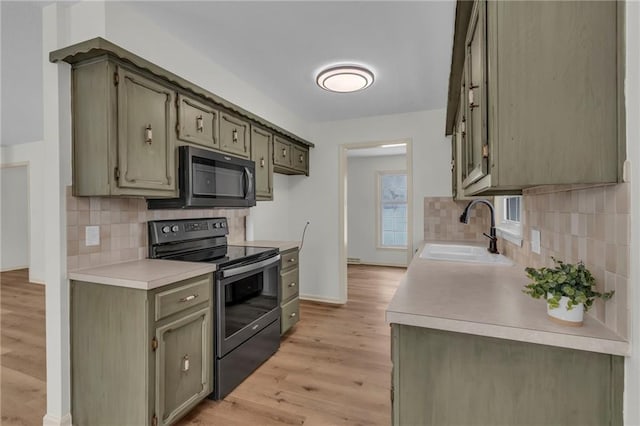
[234,240,300,252]
[68,259,216,290]
[386,242,629,356]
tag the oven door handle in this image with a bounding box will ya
[221,254,281,278]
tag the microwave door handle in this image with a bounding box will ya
[222,254,281,278]
[244,167,253,199]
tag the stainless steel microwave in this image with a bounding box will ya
[147,146,256,209]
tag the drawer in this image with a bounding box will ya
[280,249,298,270]
[280,267,299,302]
[281,298,300,335]
[154,274,211,321]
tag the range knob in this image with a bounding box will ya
[220,222,226,228]
[213,222,220,229]
[161,226,171,234]
[171,225,180,233]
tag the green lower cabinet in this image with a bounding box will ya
[391,324,623,426]
[71,274,213,426]
[280,247,300,335]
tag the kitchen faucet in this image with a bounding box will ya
[459,199,499,254]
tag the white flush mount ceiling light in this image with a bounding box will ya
[316,65,375,93]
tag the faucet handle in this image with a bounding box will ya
[483,232,497,241]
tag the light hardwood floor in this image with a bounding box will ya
[0,264,404,425]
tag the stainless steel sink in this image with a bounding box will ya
[419,243,514,266]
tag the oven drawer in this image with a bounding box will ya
[280,249,298,270]
[155,274,211,321]
[281,298,300,335]
[280,267,299,302]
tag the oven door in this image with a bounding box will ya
[216,254,280,357]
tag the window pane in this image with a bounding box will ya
[505,196,521,223]
[380,173,408,248]
[381,174,407,202]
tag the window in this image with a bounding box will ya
[378,172,407,248]
[495,195,523,246]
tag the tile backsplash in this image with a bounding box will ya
[425,184,630,339]
[499,184,630,339]
[424,197,492,242]
[66,187,247,271]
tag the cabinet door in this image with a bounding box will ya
[462,0,488,188]
[250,126,273,200]
[177,94,219,149]
[273,136,292,167]
[292,145,308,173]
[117,67,176,194]
[155,307,210,426]
[220,113,250,158]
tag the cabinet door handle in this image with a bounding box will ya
[232,129,238,143]
[289,312,297,318]
[182,354,190,372]
[288,282,296,288]
[196,115,204,132]
[260,157,265,168]
[179,294,198,303]
[282,148,287,157]
[289,258,296,263]
[299,155,304,163]
[144,125,153,144]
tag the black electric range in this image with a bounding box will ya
[148,217,282,400]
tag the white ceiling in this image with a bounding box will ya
[130,1,455,123]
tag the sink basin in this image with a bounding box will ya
[419,243,514,266]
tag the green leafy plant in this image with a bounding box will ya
[523,257,614,311]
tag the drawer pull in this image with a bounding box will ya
[179,294,198,303]
[288,282,297,288]
[289,312,297,318]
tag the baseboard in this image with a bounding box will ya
[299,293,346,305]
[0,265,29,272]
[349,261,407,268]
[43,413,72,426]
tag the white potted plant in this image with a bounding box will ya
[523,257,614,326]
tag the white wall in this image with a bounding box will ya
[1,165,29,270]
[1,1,44,146]
[347,154,407,266]
[263,109,450,302]
[625,2,640,424]
[247,173,292,241]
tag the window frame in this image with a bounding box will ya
[376,170,408,250]
[495,195,524,246]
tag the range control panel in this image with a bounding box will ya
[148,217,228,245]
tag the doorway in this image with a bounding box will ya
[338,139,413,302]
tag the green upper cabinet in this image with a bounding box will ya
[71,60,178,198]
[273,136,309,176]
[117,67,177,194]
[51,37,314,198]
[250,125,274,201]
[292,145,309,174]
[446,0,624,196]
[273,136,292,168]
[462,0,488,189]
[177,94,220,149]
[219,112,250,158]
